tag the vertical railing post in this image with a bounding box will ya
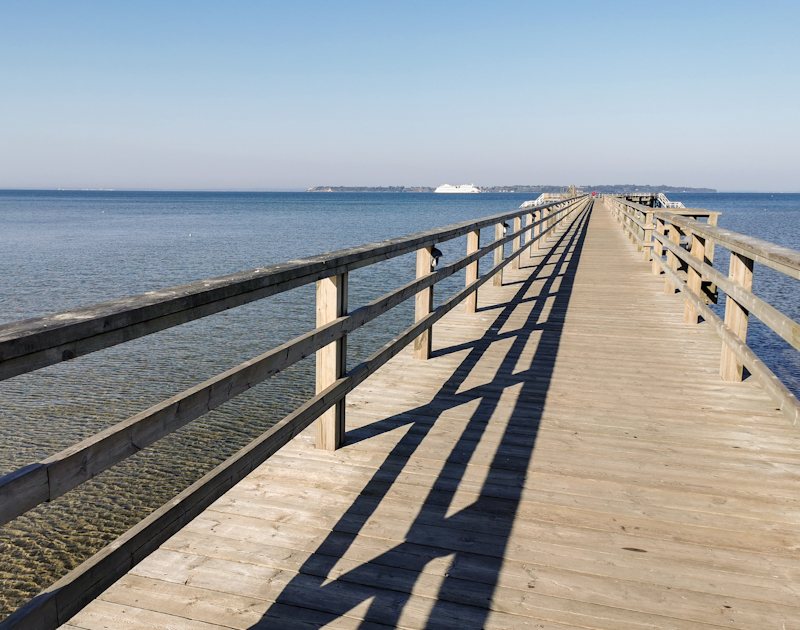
[629,212,636,244]
[705,214,718,267]
[664,224,681,294]
[465,230,480,314]
[704,214,718,300]
[512,216,522,269]
[652,217,665,275]
[544,207,552,241]
[684,231,705,324]
[531,210,541,253]
[643,211,654,261]
[524,212,533,261]
[623,207,631,240]
[414,247,434,360]
[493,223,504,286]
[315,273,348,451]
[636,212,647,252]
[720,252,754,381]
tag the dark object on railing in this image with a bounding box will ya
[430,246,443,268]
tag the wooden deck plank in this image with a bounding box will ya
[168,514,800,606]
[61,200,800,630]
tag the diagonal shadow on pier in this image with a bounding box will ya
[252,202,593,629]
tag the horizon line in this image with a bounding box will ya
[1,187,799,194]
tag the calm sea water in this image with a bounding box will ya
[0,191,798,617]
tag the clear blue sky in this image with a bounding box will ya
[1,1,798,191]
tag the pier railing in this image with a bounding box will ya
[608,195,800,426]
[0,195,591,629]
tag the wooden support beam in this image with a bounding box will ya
[720,252,754,381]
[652,218,665,275]
[414,247,434,359]
[704,213,718,300]
[639,211,651,256]
[315,273,347,450]
[545,208,553,241]
[512,216,522,269]
[664,225,681,294]
[643,212,654,262]
[464,230,480,314]
[531,211,541,253]
[684,232,705,324]
[635,212,644,251]
[523,212,533,261]
[493,223,504,286]
[705,213,718,266]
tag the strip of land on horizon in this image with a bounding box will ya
[307,185,718,193]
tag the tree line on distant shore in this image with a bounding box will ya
[307,185,717,194]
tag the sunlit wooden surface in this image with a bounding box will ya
[64,201,800,630]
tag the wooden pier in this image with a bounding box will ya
[2,197,800,629]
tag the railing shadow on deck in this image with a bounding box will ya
[251,205,593,629]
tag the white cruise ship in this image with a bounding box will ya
[434,183,481,194]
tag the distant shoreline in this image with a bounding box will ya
[307,185,718,194]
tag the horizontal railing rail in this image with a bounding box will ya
[607,196,800,427]
[0,195,592,629]
[0,197,583,382]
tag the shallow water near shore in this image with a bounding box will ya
[1,190,798,617]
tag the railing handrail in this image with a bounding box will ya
[612,202,650,235]
[0,196,592,630]
[655,211,800,279]
[650,229,800,353]
[0,196,586,382]
[611,194,800,277]
[611,195,721,217]
[605,196,800,429]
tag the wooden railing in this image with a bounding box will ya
[608,195,800,426]
[0,195,591,629]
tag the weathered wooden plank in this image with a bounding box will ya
[684,232,704,323]
[464,229,480,314]
[85,578,398,630]
[212,476,800,558]
[492,222,504,287]
[250,451,800,525]
[0,464,48,526]
[154,524,800,628]
[414,247,434,360]
[721,252,754,381]
[174,511,800,605]
[511,216,522,269]
[316,273,348,450]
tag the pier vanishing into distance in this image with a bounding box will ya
[2,195,800,629]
